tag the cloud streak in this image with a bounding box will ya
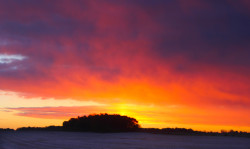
[0,54,26,64]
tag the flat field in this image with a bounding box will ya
[1,131,249,149]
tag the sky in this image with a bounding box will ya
[0,0,249,132]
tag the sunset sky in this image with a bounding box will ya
[0,0,249,132]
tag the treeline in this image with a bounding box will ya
[140,128,250,138]
[0,128,14,132]
[16,126,63,131]
[1,113,250,138]
[16,114,140,133]
[12,126,250,138]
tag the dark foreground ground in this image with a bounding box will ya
[1,131,250,149]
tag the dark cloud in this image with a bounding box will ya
[149,0,250,67]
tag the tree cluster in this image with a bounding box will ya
[63,113,140,132]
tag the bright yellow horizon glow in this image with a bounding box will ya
[1,91,250,132]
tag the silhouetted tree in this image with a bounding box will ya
[62,113,140,132]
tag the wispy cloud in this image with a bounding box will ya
[6,106,108,119]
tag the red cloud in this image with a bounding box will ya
[0,0,249,113]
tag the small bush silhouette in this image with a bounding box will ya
[62,113,140,132]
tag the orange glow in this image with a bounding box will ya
[0,0,249,133]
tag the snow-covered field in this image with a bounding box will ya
[1,131,249,149]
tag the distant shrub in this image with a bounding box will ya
[63,113,140,132]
